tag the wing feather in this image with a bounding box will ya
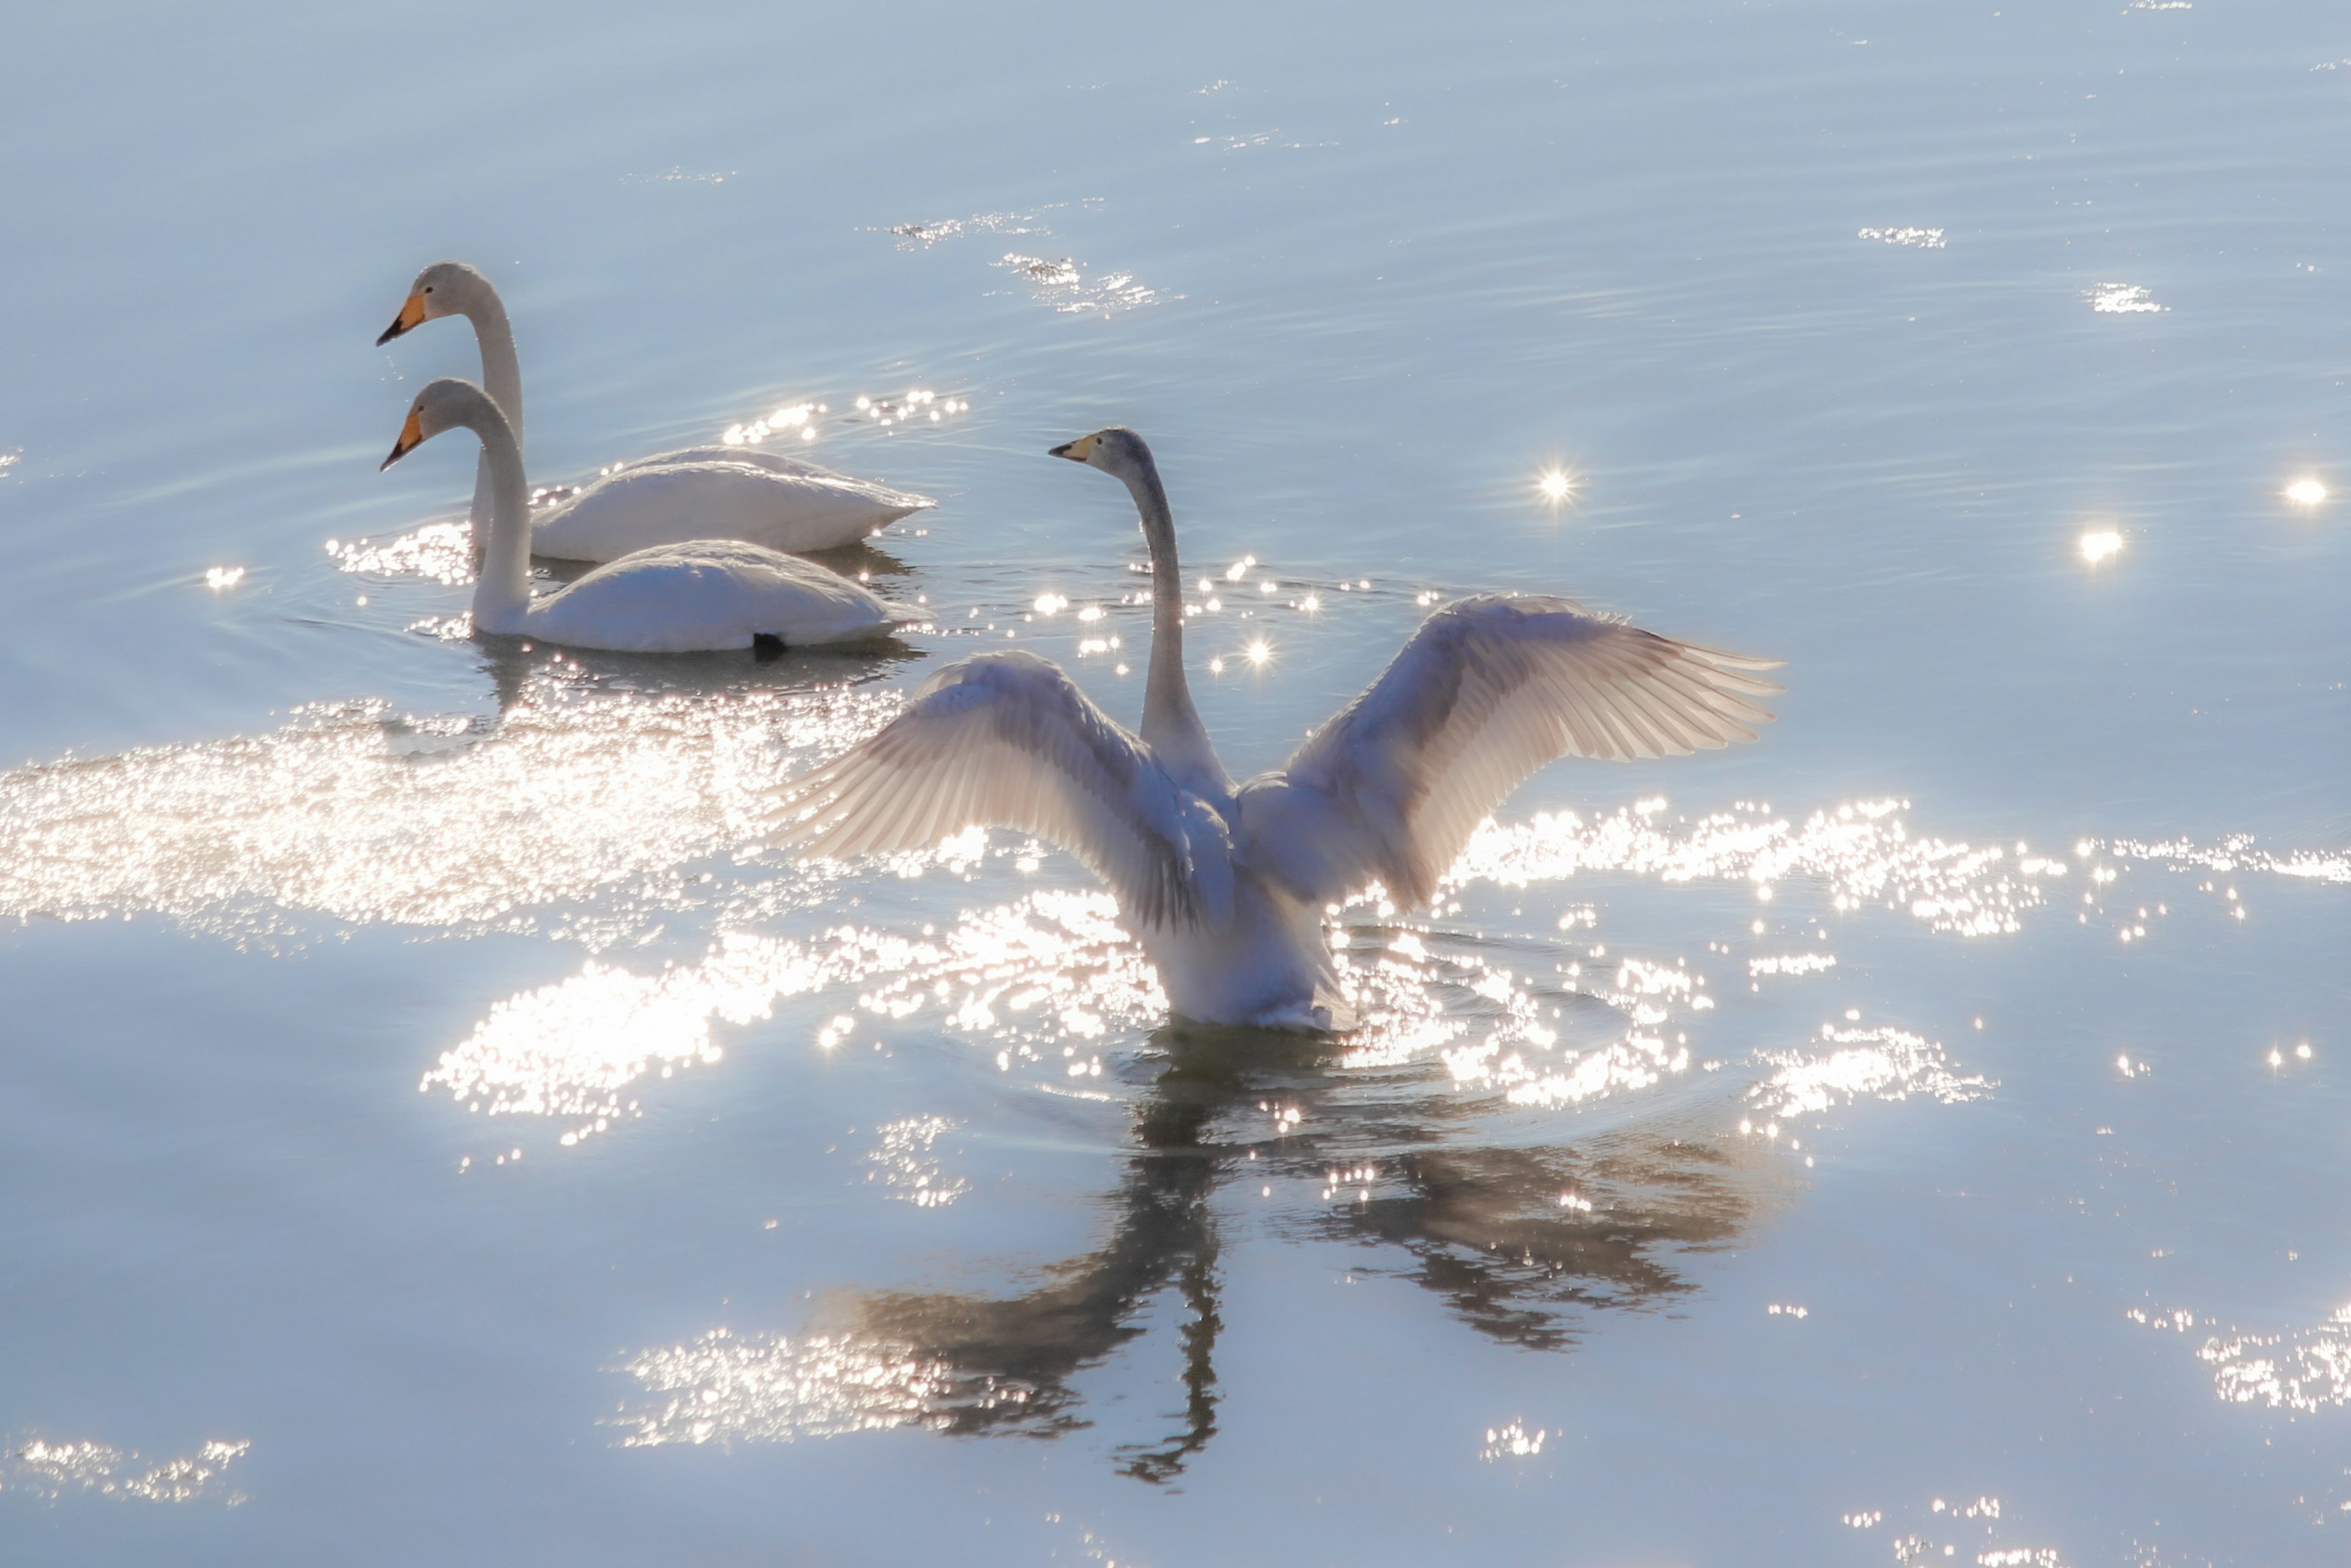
[1245,595,1781,908]
[774,650,1232,929]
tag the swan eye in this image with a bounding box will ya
[422,285,434,294]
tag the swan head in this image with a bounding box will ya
[1049,427,1155,481]
[376,260,493,346]
[380,378,500,470]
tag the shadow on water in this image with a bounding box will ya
[831,1025,1782,1484]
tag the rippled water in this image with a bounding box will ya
[3,2,2347,1563]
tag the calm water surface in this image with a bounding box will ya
[2,1,2347,1563]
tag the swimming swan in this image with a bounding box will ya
[376,261,937,560]
[381,379,926,654]
[774,427,1782,1032]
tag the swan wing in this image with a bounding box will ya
[774,651,1234,929]
[1248,595,1781,908]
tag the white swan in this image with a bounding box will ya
[774,427,1782,1032]
[377,261,937,560]
[381,379,926,655]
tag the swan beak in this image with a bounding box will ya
[380,409,424,471]
[375,292,428,347]
[1049,433,1098,462]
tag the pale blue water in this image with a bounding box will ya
[2,1,2346,1563]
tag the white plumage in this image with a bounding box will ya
[525,459,933,563]
[790,652,1237,930]
[776,427,1780,1032]
[377,260,934,559]
[381,379,926,655]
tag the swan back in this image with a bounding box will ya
[530,460,931,562]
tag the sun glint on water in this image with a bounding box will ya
[2079,529,2123,565]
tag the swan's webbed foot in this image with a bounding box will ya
[752,633,789,659]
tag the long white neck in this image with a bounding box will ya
[453,389,534,636]
[1122,454,1228,798]
[462,282,523,534]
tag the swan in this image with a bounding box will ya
[773,427,1783,1032]
[376,261,937,560]
[380,378,926,654]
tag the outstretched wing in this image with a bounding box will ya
[1240,595,1781,909]
[773,651,1232,929]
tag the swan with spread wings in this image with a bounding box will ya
[774,428,1782,1032]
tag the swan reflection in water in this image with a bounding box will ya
[620,1023,1780,1483]
[469,614,923,721]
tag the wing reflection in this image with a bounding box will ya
[727,1030,1780,1482]
[1326,1137,1752,1352]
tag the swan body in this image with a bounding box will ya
[377,261,936,559]
[381,379,925,655]
[776,427,1782,1033]
[526,459,934,562]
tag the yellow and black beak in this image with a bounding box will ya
[1048,432,1098,462]
[375,291,428,347]
[380,408,424,471]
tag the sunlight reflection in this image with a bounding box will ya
[2079,529,2123,565]
[885,210,1049,250]
[2285,478,2327,506]
[868,1116,970,1207]
[2,1436,250,1504]
[847,388,969,432]
[1749,1024,1992,1119]
[423,891,1161,1144]
[1450,797,2057,937]
[994,252,1162,315]
[424,936,794,1139]
[1842,1494,2078,1568]
[2088,283,2165,314]
[2200,1304,2351,1413]
[1479,1420,1547,1460]
[1857,227,1947,249]
[610,1328,1031,1446]
[328,522,476,585]
[1749,951,1836,980]
[2102,833,2350,886]
[0,686,886,942]
[430,795,2184,1148]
